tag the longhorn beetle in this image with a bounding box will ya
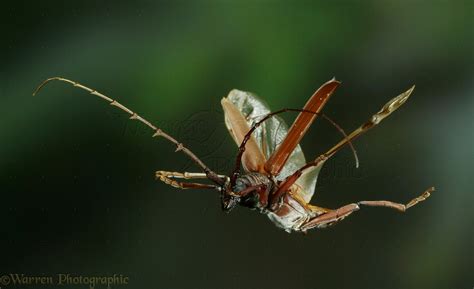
[34,77,434,233]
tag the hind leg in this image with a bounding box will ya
[300,187,434,232]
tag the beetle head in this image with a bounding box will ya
[220,181,240,212]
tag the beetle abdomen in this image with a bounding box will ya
[266,193,313,232]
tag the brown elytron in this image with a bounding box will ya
[264,80,339,176]
[34,77,434,233]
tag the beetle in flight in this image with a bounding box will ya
[34,77,433,233]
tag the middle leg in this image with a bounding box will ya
[271,85,417,205]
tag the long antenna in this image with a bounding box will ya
[270,85,416,204]
[230,108,359,185]
[33,77,225,186]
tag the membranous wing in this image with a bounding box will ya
[222,89,320,203]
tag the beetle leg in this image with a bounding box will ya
[358,187,433,211]
[300,187,434,231]
[301,203,360,231]
[306,204,331,214]
[156,171,227,180]
[155,170,225,190]
[270,86,417,205]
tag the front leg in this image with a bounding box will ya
[155,171,226,190]
[234,184,270,211]
[300,187,434,232]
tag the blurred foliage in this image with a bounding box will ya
[0,1,472,289]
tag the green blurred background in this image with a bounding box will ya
[1,1,472,289]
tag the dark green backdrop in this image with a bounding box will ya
[1,1,472,289]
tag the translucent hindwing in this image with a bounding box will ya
[223,89,321,203]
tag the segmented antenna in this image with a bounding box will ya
[231,108,359,185]
[33,77,225,186]
[269,85,416,204]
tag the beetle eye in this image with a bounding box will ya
[221,195,238,212]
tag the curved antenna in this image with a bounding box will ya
[269,85,416,204]
[230,108,359,185]
[33,77,225,186]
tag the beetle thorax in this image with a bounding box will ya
[230,172,274,211]
[233,172,273,193]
